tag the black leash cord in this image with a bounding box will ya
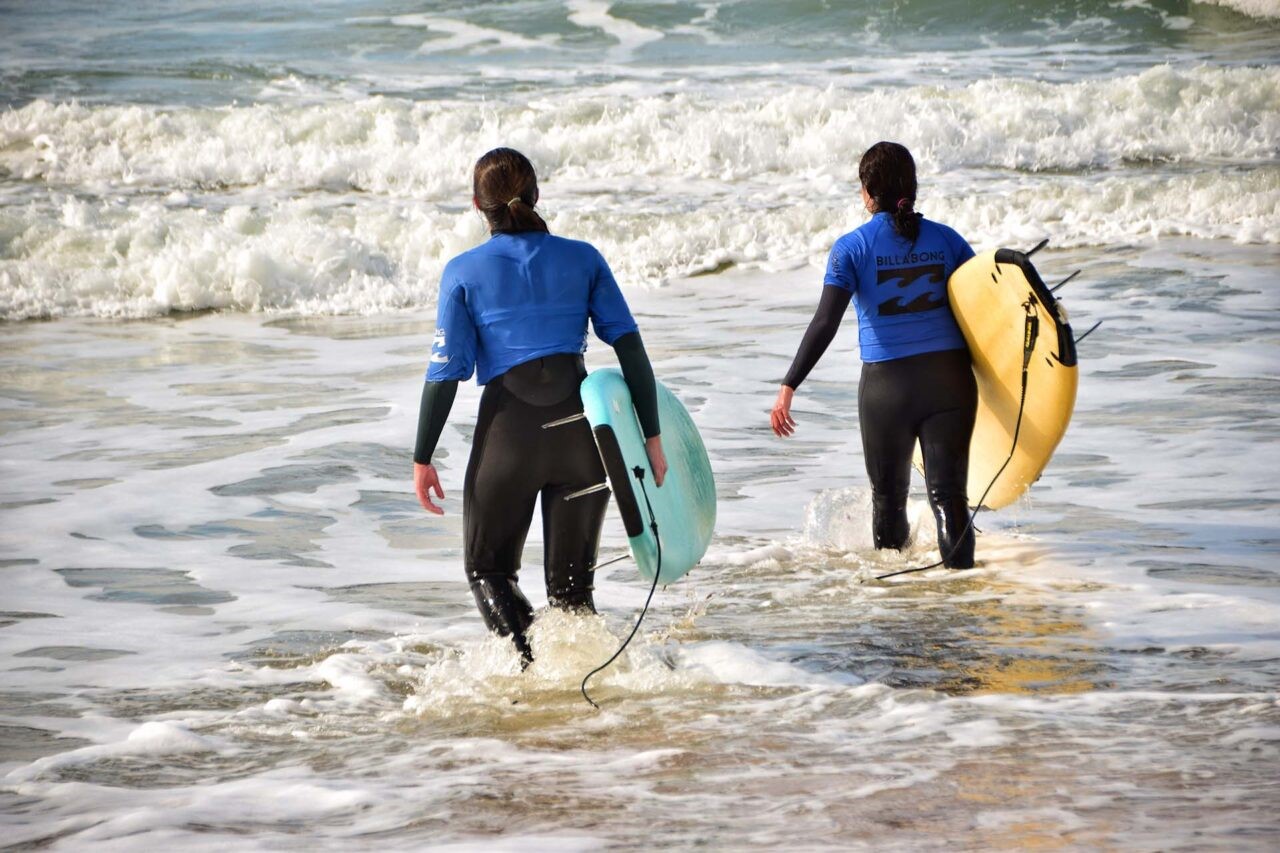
[592,552,631,572]
[581,466,662,709]
[874,305,1038,582]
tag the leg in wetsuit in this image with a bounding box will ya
[463,354,610,664]
[858,348,978,568]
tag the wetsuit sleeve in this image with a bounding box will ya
[612,331,660,438]
[782,285,853,390]
[413,380,458,465]
[428,276,477,382]
[588,251,640,345]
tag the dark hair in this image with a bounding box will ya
[473,147,549,234]
[858,141,920,242]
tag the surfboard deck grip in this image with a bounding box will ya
[591,424,645,538]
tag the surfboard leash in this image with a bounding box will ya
[581,465,663,709]
[874,301,1039,582]
[592,552,633,572]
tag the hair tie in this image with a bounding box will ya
[507,196,522,208]
[896,197,911,212]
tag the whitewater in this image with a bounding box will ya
[2,63,1278,319]
[2,0,1279,849]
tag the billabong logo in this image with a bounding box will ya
[876,264,945,289]
[877,293,946,316]
[875,262,948,317]
[429,352,450,364]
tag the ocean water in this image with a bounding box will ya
[2,1,1280,849]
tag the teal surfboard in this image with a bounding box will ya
[580,369,715,584]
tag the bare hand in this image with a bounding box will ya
[645,435,668,487]
[414,462,445,515]
[771,385,797,437]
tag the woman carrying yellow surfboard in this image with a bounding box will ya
[771,141,978,568]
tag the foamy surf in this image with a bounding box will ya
[4,66,1273,190]
[3,65,1276,319]
[4,2,1280,848]
[3,246,1279,848]
[1197,0,1280,19]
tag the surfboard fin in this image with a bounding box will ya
[1050,270,1080,293]
[1074,320,1103,344]
[1026,238,1049,257]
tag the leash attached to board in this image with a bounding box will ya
[581,466,662,709]
[575,368,716,708]
[874,300,1039,581]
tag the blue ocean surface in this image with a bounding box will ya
[1,1,1279,849]
[4,0,1279,105]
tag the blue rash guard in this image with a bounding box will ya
[824,212,975,363]
[427,232,639,384]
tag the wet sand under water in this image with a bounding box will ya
[2,242,1279,849]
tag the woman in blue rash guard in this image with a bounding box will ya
[413,147,667,665]
[770,141,978,568]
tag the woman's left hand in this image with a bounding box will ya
[771,385,797,437]
[645,435,668,487]
[414,462,445,515]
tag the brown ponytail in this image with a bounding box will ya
[858,141,921,242]
[473,147,549,234]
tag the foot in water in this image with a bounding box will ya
[470,578,535,667]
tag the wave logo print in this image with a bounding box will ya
[875,263,946,317]
[430,328,449,364]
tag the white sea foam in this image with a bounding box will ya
[566,0,664,56]
[675,640,862,686]
[381,14,557,54]
[7,721,224,783]
[669,2,723,44]
[5,66,1273,191]
[2,65,1275,319]
[1194,0,1280,19]
[2,4,1279,846]
[0,196,483,319]
[709,542,794,567]
[8,775,383,849]
[801,486,936,554]
[2,167,1275,321]
[3,241,1278,847]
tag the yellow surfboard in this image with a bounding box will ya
[933,248,1078,509]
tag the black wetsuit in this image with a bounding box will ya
[416,335,659,662]
[784,286,977,568]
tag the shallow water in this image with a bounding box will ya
[2,2,1279,320]
[3,238,1280,848]
[3,0,1280,848]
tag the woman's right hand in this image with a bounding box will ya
[771,385,797,437]
[414,462,445,515]
[645,435,668,487]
